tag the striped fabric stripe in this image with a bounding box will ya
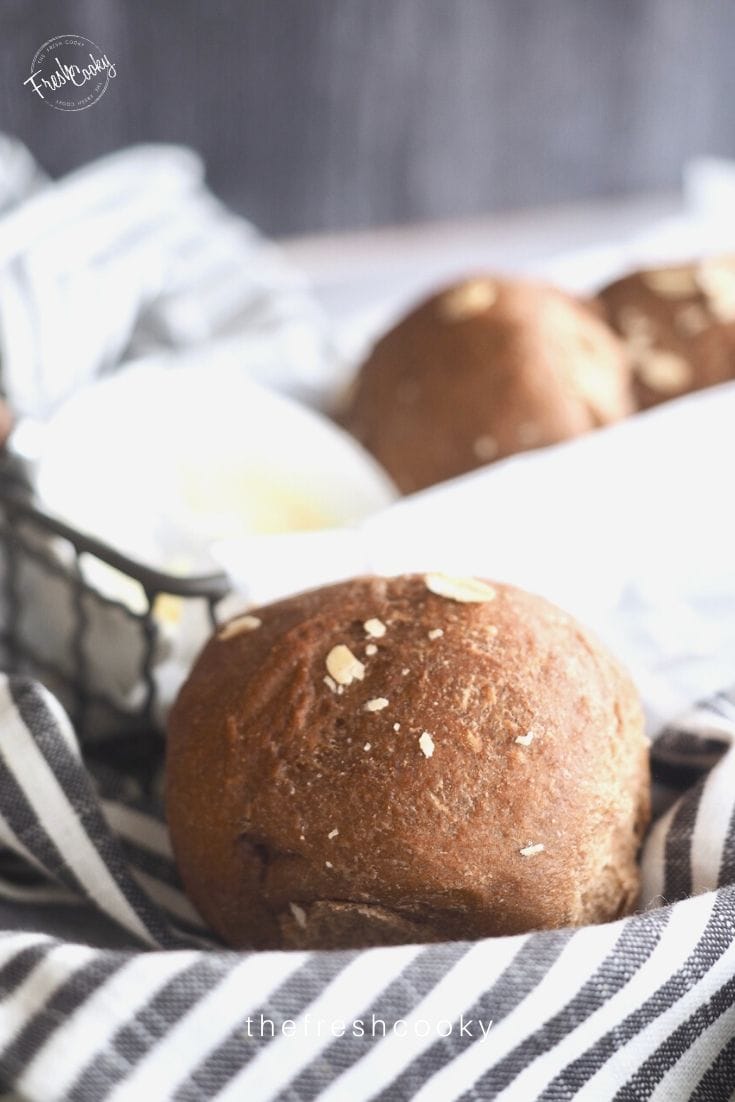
[101,952,308,1102]
[0,671,735,1100]
[14,950,203,1100]
[282,942,469,1102]
[688,1033,735,1100]
[0,682,171,948]
[456,912,671,1101]
[366,933,569,1102]
[175,949,357,1099]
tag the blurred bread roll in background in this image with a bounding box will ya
[598,257,735,410]
[340,276,633,492]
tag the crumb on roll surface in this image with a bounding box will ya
[166,574,650,950]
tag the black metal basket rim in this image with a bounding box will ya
[0,483,231,603]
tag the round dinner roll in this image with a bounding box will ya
[598,257,735,409]
[339,276,634,493]
[167,574,650,951]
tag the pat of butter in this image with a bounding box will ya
[178,464,336,536]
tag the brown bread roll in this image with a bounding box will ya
[340,276,633,493]
[167,574,650,951]
[598,257,735,410]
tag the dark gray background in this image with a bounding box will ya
[1,0,734,235]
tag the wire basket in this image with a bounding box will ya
[0,453,230,740]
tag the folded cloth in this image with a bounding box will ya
[0,672,733,1101]
[0,136,338,419]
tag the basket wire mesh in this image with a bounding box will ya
[0,452,230,739]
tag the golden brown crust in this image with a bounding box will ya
[340,276,633,493]
[167,574,650,950]
[598,258,735,410]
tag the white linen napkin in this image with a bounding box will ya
[0,135,338,419]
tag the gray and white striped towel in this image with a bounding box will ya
[0,133,337,421]
[1,673,735,1100]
